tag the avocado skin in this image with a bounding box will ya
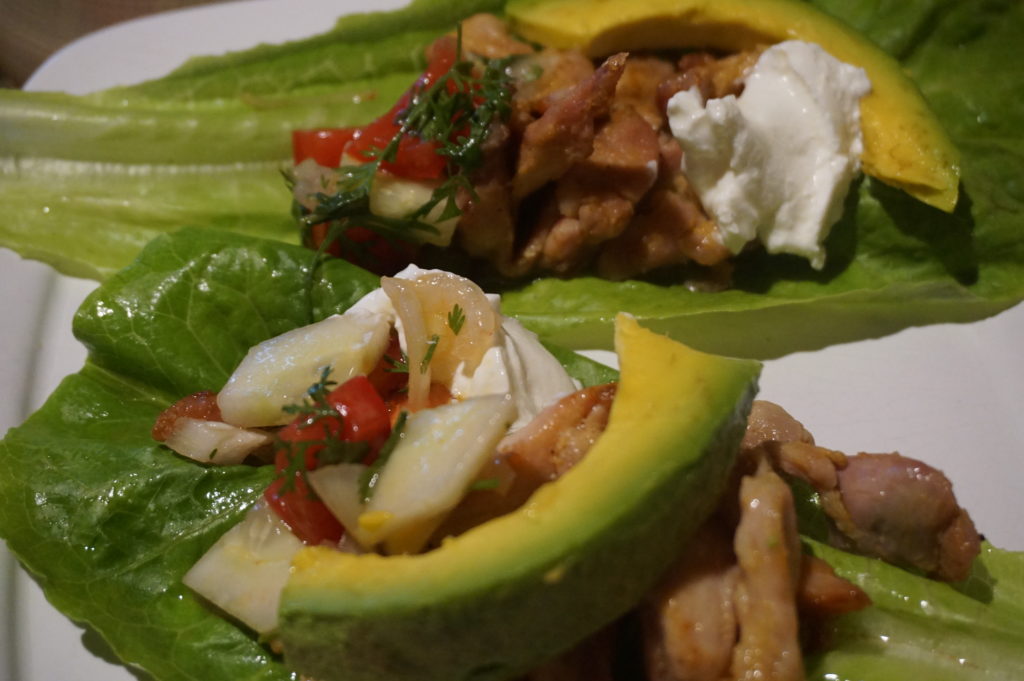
[278,316,760,681]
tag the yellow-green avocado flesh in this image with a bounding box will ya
[278,315,760,681]
[505,0,960,213]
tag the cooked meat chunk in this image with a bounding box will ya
[460,13,535,59]
[730,458,804,681]
[770,440,847,492]
[512,48,597,124]
[643,522,739,681]
[499,383,617,485]
[533,106,661,273]
[455,123,526,275]
[596,174,731,280]
[742,400,816,451]
[833,452,981,582]
[740,402,982,582]
[658,49,762,106]
[797,554,871,619]
[614,56,677,129]
[512,53,628,200]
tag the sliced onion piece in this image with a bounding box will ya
[162,417,270,465]
[381,276,432,411]
[183,505,303,634]
[362,394,517,554]
[307,463,375,547]
[217,309,390,427]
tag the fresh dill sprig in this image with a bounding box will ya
[359,411,408,502]
[447,304,466,335]
[275,367,369,493]
[421,334,441,373]
[296,24,514,253]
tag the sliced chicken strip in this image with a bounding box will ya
[643,521,739,681]
[499,383,617,485]
[731,458,804,681]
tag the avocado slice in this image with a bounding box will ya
[505,0,960,213]
[277,314,760,681]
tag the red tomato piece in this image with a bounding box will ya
[263,474,344,546]
[291,128,358,166]
[151,390,222,441]
[326,375,392,449]
[366,330,407,399]
[265,376,392,545]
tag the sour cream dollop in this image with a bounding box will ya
[667,40,871,268]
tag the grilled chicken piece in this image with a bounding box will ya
[643,522,739,681]
[512,53,627,200]
[536,106,661,273]
[512,48,597,124]
[742,401,982,582]
[833,453,981,582]
[614,56,678,130]
[730,458,805,681]
[596,173,730,280]
[742,400,816,451]
[797,554,871,618]
[499,383,617,485]
[658,49,762,107]
[460,13,535,59]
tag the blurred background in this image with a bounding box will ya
[0,0,226,86]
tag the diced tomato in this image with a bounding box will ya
[291,128,358,166]
[151,390,222,441]
[366,330,408,399]
[290,35,460,182]
[263,474,344,546]
[264,376,392,545]
[307,222,420,276]
[327,375,392,448]
[386,383,452,425]
[422,35,458,87]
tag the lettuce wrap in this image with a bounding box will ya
[1,0,1022,358]
[0,229,1021,680]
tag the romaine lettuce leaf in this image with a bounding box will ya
[0,228,609,681]
[0,229,1020,680]
[806,541,1024,681]
[0,0,1021,354]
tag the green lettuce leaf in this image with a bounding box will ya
[0,0,1022,353]
[0,228,610,681]
[806,541,1024,681]
[1,230,1021,680]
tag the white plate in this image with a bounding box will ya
[1,1,1022,679]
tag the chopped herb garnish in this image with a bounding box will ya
[273,366,369,494]
[421,334,441,374]
[447,304,466,335]
[359,411,408,502]
[295,23,514,256]
[387,350,410,374]
[468,477,501,491]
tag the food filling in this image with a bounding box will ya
[290,14,872,286]
[153,271,980,680]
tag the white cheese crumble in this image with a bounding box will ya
[667,40,871,268]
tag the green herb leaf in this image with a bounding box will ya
[421,334,441,373]
[359,410,408,502]
[448,303,466,335]
[468,477,501,491]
